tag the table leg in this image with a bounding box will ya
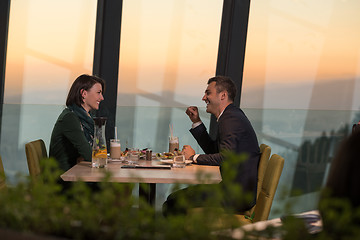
[139,183,156,207]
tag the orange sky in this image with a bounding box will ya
[4,0,360,109]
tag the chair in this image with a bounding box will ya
[257,144,272,197]
[0,155,6,189]
[234,153,285,225]
[25,139,48,180]
[187,146,272,224]
[244,144,272,217]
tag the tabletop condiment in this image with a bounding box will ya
[146,149,152,161]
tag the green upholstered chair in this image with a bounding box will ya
[25,139,47,180]
[234,153,284,225]
[257,144,272,199]
[187,145,272,223]
[243,144,272,218]
[188,153,284,228]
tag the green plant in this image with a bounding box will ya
[1,154,360,239]
[0,157,233,239]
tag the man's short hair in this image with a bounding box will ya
[207,76,237,102]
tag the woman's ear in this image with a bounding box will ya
[80,89,87,100]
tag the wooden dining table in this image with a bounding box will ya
[61,159,222,206]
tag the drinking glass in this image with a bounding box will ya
[173,155,185,168]
[92,117,107,168]
[169,136,179,153]
[110,139,121,159]
[127,148,139,165]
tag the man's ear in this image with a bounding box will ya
[220,91,227,100]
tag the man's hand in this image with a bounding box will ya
[182,145,195,160]
[186,106,201,123]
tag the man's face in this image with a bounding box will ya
[202,82,222,115]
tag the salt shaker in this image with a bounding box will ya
[146,149,152,161]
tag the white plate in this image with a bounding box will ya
[108,156,126,162]
[160,159,192,165]
[159,159,173,164]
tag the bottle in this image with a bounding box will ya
[92,117,107,168]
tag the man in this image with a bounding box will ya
[163,76,260,215]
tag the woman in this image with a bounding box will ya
[49,74,105,171]
[318,131,360,238]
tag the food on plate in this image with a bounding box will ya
[120,148,147,158]
[157,152,174,159]
[121,148,129,157]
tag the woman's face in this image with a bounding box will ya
[81,83,104,112]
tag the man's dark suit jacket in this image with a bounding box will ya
[190,103,260,207]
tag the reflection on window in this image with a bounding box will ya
[242,0,360,216]
[6,0,97,105]
[117,0,222,152]
[2,0,97,181]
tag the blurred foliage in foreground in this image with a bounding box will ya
[0,153,359,239]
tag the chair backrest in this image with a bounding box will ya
[253,153,284,222]
[0,155,6,189]
[25,139,48,179]
[257,144,271,198]
[245,144,271,216]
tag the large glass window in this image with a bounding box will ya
[242,0,360,216]
[117,0,222,152]
[117,0,223,209]
[1,0,97,182]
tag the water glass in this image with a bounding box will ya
[173,155,185,168]
[127,149,139,165]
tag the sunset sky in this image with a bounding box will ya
[4,0,360,110]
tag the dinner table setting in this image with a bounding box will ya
[61,125,222,206]
[61,128,222,207]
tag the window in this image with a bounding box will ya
[242,0,360,215]
[117,0,223,153]
[1,0,97,181]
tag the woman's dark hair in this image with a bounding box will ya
[66,74,105,107]
[324,131,360,208]
[319,131,360,237]
[207,76,237,102]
